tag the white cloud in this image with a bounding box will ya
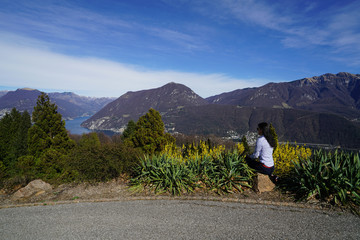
[222,0,292,31]
[0,1,208,56]
[201,0,360,55]
[0,34,265,98]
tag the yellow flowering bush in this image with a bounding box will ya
[161,143,183,160]
[273,143,312,177]
[161,140,309,178]
[234,142,246,155]
[160,140,227,162]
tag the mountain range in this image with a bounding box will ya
[207,72,360,120]
[1,73,359,148]
[82,72,360,149]
[0,88,115,119]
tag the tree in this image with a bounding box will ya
[0,108,20,164]
[122,120,136,140]
[28,93,74,157]
[0,108,31,177]
[17,110,31,157]
[23,93,74,180]
[0,160,5,180]
[129,108,175,155]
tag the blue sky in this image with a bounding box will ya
[0,0,359,97]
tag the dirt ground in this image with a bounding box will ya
[1,177,348,214]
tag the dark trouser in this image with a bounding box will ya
[246,157,274,176]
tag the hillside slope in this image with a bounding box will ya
[207,72,360,120]
[163,105,360,148]
[81,82,208,132]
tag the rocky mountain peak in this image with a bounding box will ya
[337,72,354,78]
[308,72,359,86]
[298,72,358,85]
[299,78,318,86]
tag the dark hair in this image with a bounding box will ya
[258,122,276,148]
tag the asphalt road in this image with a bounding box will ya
[1,200,359,239]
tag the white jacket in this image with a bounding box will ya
[250,135,274,167]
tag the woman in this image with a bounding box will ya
[246,122,276,176]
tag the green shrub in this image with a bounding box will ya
[102,143,143,178]
[130,154,197,195]
[291,150,360,206]
[201,152,253,194]
[66,134,142,182]
[130,152,253,195]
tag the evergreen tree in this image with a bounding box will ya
[15,110,31,158]
[0,160,5,180]
[130,108,175,155]
[23,93,74,180]
[0,108,20,164]
[28,93,74,157]
[0,108,31,177]
[122,120,136,140]
[0,110,14,163]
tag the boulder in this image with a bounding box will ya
[256,173,275,193]
[11,179,52,200]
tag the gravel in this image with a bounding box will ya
[1,200,359,240]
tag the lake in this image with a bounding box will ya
[65,116,92,135]
[65,116,117,136]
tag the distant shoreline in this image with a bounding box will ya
[65,116,117,136]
